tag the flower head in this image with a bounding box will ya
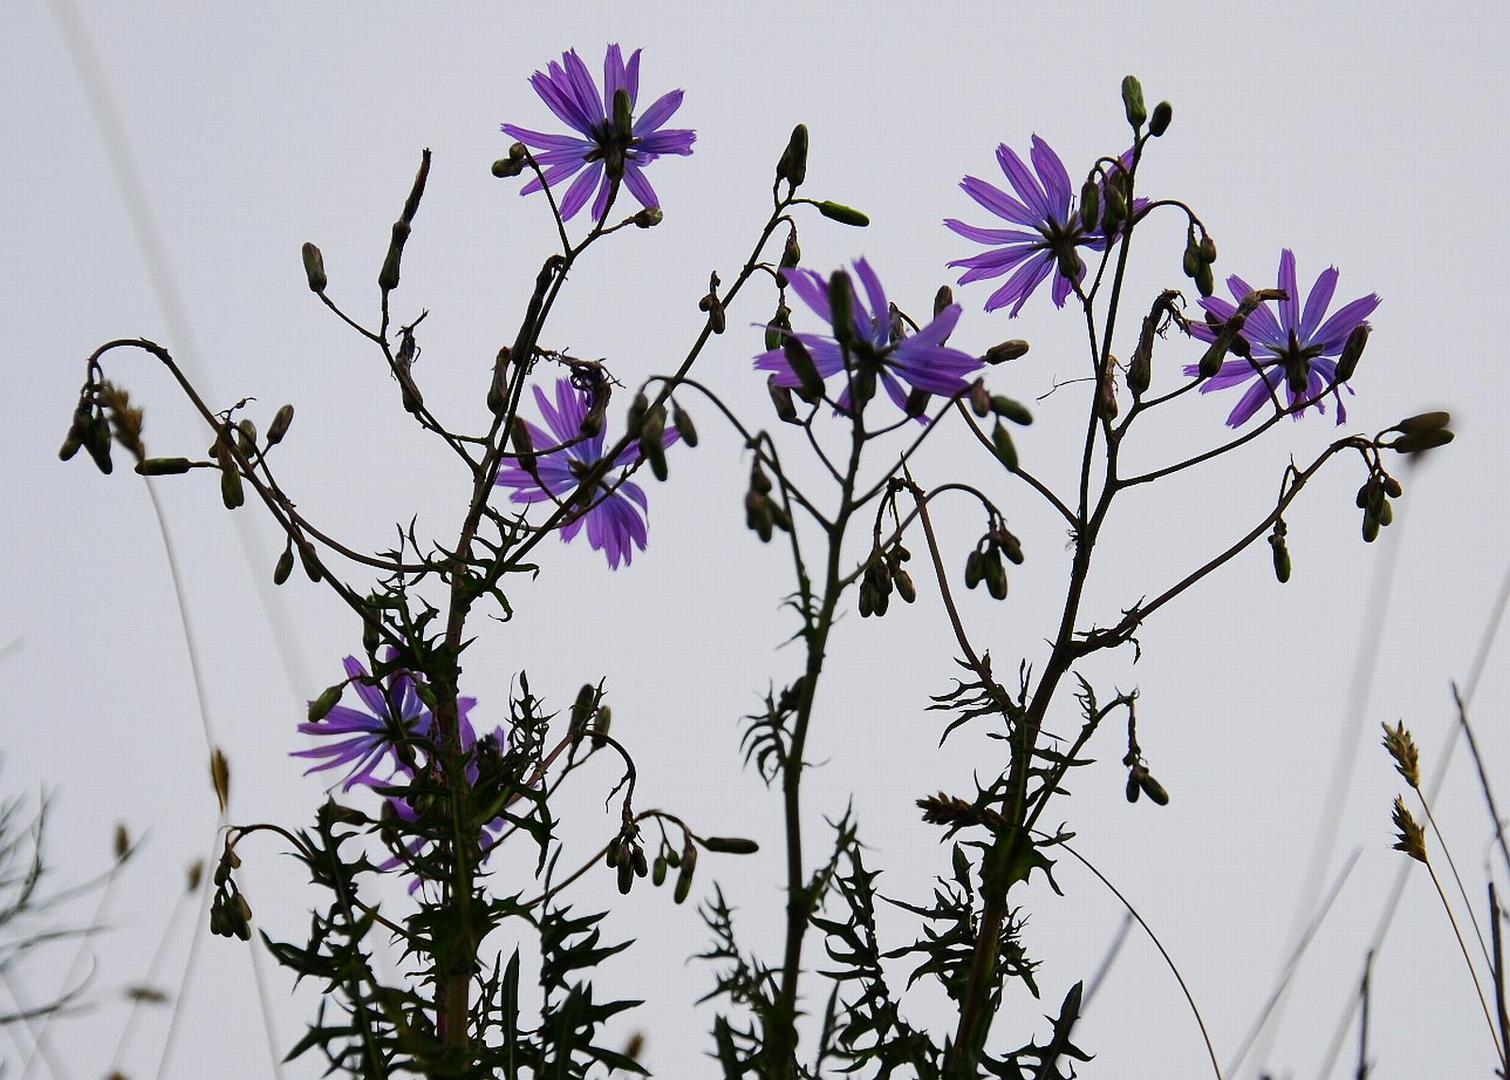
[1183,249,1378,427]
[494,377,677,569]
[293,651,477,791]
[501,44,695,222]
[946,137,1124,316]
[754,258,982,421]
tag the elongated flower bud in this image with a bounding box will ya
[776,123,809,188]
[273,545,295,585]
[672,403,699,447]
[1080,179,1099,233]
[1121,75,1147,129]
[984,339,1030,365]
[267,404,295,445]
[828,270,856,349]
[308,684,343,722]
[991,422,1018,472]
[767,376,799,423]
[782,336,825,400]
[135,457,193,476]
[301,242,327,293]
[700,836,760,855]
[934,285,954,318]
[1335,324,1369,383]
[991,395,1033,425]
[816,201,869,227]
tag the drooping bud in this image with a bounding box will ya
[776,123,809,188]
[767,376,799,423]
[273,545,295,586]
[1138,773,1170,806]
[632,207,663,228]
[671,402,699,448]
[236,419,258,457]
[991,395,1033,426]
[301,242,327,294]
[1080,178,1100,233]
[1120,75,1148,130]
[267,404,294,444]
[969,380,992,418]
[984,339,1030,365]
[991,422,1018,472]
[652,855,668,886]
[673,846,697,904]
[964,549,984,590]
[296,538,323,583]
[780,229,801,269]
[782,336,825,400]
[509,416,537,476]
[1148,101,1172,137]
[308,684,344,722]
[639,405,669,482]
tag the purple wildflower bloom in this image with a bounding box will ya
[754,258,982,422]
[501,44,695,222]
[293,651,477,791]
[946,137,1124,317]
[494,378,677,569]
[1183,249,1379,428]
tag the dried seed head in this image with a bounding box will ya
[1380,720,1421,789]
[1391,795,1428,863]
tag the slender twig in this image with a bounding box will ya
[1454,686,1510,883]
[1081,912,1134,1009]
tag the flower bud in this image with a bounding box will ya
[308,685,343,722]
[652,855,668,886]
[984,339,1030,365]
[273,546,295,586]
[509,416,537,476]
[700,836,760,855]
[776,123,809,188]
[780,230,801,269]
[1148,101,1172,137]
[219,462,245,510]
[767,376,799,423]
[85,414,114,474]
[632,207,663,228]
[828,270,856,349]
[301,242,327,294]
[964,549,984,590]
[236,419,258,457]
[296,538,323,582]
[894,568,916,604]
[135,457,193,476]
[1394,411,1451,438]
[267,404,294,445]
[1125,772,1141,803]
[816,201,869,227]
[592,705,612,748]
[672,403,699,448]
[1120,75,1148,129]
[984,550,1008,601]
[1080,179,1100,233]
[1138,773,1170,806]
[1194,260,1215,298]
[991,395,1033,425]
[969,380,991,418]
[934,285,954,318]
[1270,535,1291,584]
[617,858,634,895]
[378,220,410,293]
[990,421,1018,472]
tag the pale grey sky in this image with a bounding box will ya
[3,3,1508,1077]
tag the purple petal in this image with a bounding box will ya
[500,125,593,152]
[561,50,606,127]
[1314,295,1380,353]
[949,244,1040,286]
[1300,267,1340,341]
[635,128,695,156]
[943,219,1043,246]
[634,89,684,135]
[1029,135,1073,218]
[1226,369,1283,427]
[984,253,1054,316]
[959,177,1039,228]
[558,161,604,221]
[784,267,834,325]
[621,161,659,210]
[851,258,889,348]
[995,143,1051,220]
[1276,249,1300,333]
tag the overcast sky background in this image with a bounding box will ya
[4,3,1508,1077]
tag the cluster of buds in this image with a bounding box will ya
[1181,224,1219,298]
[857,543,916,619]
[744,459,791,543]
[1355,468,1404,544]
[626,393,671,481]
[1268,518,1292,583]
[567,682,612,750]
[1382,411,1454,456]
[209,846,252,941]
[59,377,129,474]
[605,827,650,896]
[1119,75,1171,138]
[963,523,1024,601]
[1123,761,1169,806]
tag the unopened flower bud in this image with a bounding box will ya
[267,404,294,445]
[934,285,954,318]
[1126,771,1142,803]
[301,242,327,294]
[1138,773,1170,806]
[964,549,984,590]
[273,546,295,586]
[632,207,663,228]
[990,421,1018,472]
[984,339,1030,365]
[296,538,323,582]
[617,858,635,895]
[781,230,801,269]
[308,684,344,722]
[509,416,537,475]
[135,457,193,476]
[816,201,869,227]
[969,380,991,418]
[991,395,1033,425]
[1120,75,1148,129]
[672,403,698,448]
[828,270,856,349]
[776,123,809,188]
[700,836,760,855]
[767,377,799,423]
[1080,178,1100,233]
[1148,101,1172,136]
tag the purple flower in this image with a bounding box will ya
[494,378,677,569]
[501,44,695,222]
[293,651,477,791]
[754,258,982,422]
[1183,249,1379,427]
[946,137,1121,317]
